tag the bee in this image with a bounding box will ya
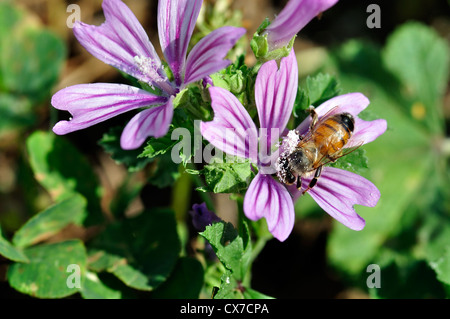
[277,106,361,194]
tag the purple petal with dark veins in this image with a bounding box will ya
[73,0,165,86]
[290,167,380,230]
[255,49,298,149]
[52,83,167,135]
[158,0,203,86]
[244,173,295,241]
[265,0,339,50]
[184,26,246,86]
[200,87,258,163]
[120,97,174,150]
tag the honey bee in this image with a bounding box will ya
[276,106,362,194]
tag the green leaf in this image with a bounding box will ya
[87,209,181,291]
[293,73,341,126]
[139,126,180,160]
[327,148,369,175]
[383,22,450,133]
[305,73,341,107]
[0,3,65,133]
[430,248,450,286]
[80,271,122,299]
[369,251,446,299]
[99,126,153,172]
[2,29,65,98]
[292,87,310,119]
[12,194,87,248]
[26,131,103,225]
[0,93,35,133]
[148,153,181,188]
[213,271,244,299]
[200,221,251,281]
[152,257,204,299]
[242,287,274,299]
[0,226,28,263]
[7,240,87,298]
[0,2,65,100]
[190,157,254,194]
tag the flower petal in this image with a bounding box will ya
[346,117,387,148]
[73,0,164,86]
[200,87,258,162]
[255,49,298,147]
[158,0,203,86]
[184,26,246,86]
[120,97,174,150]
[291,167,380,230]
[52,83,167,135]
[244,173,295,242]
[266,0,339,50]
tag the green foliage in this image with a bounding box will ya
[0,226,28,263]
[80,271,122,299]
[201,221,271,299]
[383,22,449,134]
[152,257,204,299]
[201,221,251,282]
[0,2,65,134]
[328,148,369,175]
[187,157,255,194]
[26,131,103,225]
[87,209,181,291]
[7,240,87,298]
[99,126,153,172]
[12,194,87,248]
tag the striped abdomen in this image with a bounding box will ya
[312,113,354,157]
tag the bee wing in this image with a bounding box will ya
[314,141,365,168]
[297,105,340,147]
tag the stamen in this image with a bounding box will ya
[134,56,177,95]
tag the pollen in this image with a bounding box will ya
[280,130,300,156]
[134,56,163,83]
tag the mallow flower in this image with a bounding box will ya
[201,49,387,241]
[252,0,339,61]
[51,0,245,150]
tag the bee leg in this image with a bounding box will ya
[285,171,296,185]
[302,166,322,195]
[296,175,302,190]
[308,106,318,130]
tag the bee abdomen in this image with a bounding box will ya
[315,113,354,154]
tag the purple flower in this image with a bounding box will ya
[201,49,387,241]
[190,202,221,232]
[52,0,245,150]
[201,49,299,241]
[265,0,338,50]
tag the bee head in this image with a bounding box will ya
[288,149,310,174]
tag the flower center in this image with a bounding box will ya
[274,129,301,183]
[134,56,177,96]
